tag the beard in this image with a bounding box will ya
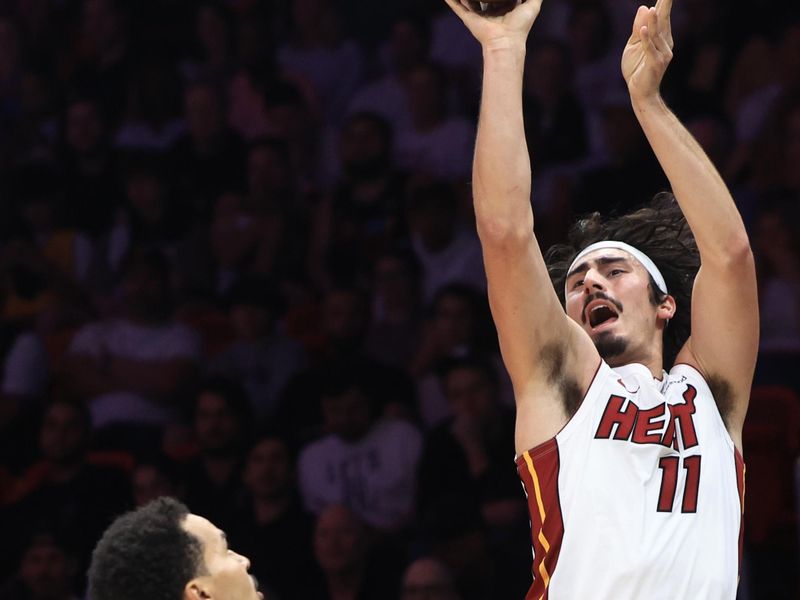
[593,332,629,362]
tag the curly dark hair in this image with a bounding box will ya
[545,193,699,369]
[87,497,206,600]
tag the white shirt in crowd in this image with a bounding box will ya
[298,418,423,531]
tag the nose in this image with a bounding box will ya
[235,552,251,569]
[582,268,606,293]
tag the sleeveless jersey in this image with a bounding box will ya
[516,361,745,600]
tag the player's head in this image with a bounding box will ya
[88,497,262,600]
[547,194,699,369]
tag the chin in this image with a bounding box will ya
[593,332,629,362]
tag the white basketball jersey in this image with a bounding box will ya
[516,361,745,600]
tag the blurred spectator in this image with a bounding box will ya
[396,63,475,181]
[750,99,800,195]
[180,377,252,529]
[312,112,406,287]
[317,286,371,360]
[13,170,94,285]
[428,4,482,106]
[61,248,201,439]
[297,364,422,531]
[0,532,79,600]
[569,89,668,215]
[130,456,182,508]
[70,0,132,127]
[205,192,261,296]
[364,249,424,370]
[0,17,21,117]
[228,432,317,599]
[729,20,800,180]
[0,398,131,585]
[1,330,48,402]
[0,329,48,473]
[243,137,311,280]
[168,81,245,217]
[401,557,461,600]
[101,153,187,278]
[523,40,589,166]
[181,1,237,86]
[278,0,364,124]
[261,80,323,189]
[418,356,529,598]
[0,67,59,165]
[0,17,24,163]
[663,0,734,112]
[338,0,409,51]
[208,276,305,421]
[405,178,485,302]
[114,61,185,152]
[59,95,121,238]
[566,1,617,127]
[752,204,800,353]
[311,504,403,600]
[347,14,431,133]
[418,357,523,530]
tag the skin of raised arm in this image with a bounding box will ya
[624,1,758,445]
[444,0,599,450]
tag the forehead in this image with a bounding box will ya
[182,514,221,551]
[568,249,641,277]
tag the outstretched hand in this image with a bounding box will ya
[443,0,544,49]
[622,0,674,101]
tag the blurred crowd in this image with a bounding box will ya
[0,0,798,598]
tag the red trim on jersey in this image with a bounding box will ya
[734,448,746,577]
[516,440,565,600]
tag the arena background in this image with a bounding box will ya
[0,0,798,598]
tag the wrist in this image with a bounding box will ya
[629,91,667,113]
[482,37,527,58]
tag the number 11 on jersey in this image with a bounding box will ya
[657,455,701,513]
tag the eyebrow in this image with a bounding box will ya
[566,256,630,281]
[219,531,228,548]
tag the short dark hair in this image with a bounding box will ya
[545,193,699,369]
[87,497,205,600]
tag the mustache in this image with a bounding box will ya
[581,292,624,324]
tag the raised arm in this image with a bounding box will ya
[444,0,599,449]
[623,0,758,442]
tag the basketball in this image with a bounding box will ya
[465,0,524,17]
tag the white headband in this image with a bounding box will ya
[566,241,668,295]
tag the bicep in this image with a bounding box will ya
[681,252,759,431]
[481,232,594,394]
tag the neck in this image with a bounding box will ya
[607,346,663,378]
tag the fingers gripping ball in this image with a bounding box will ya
[465,0,526,17]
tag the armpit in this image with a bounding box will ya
[706,374,734,427]
[540,342,583,418]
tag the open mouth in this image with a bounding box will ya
[586,302,619,330]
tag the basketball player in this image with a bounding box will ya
[443,0,757,598]
[87,497,264,600]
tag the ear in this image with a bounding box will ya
[185,579,212,600]
[657,294,677,322]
